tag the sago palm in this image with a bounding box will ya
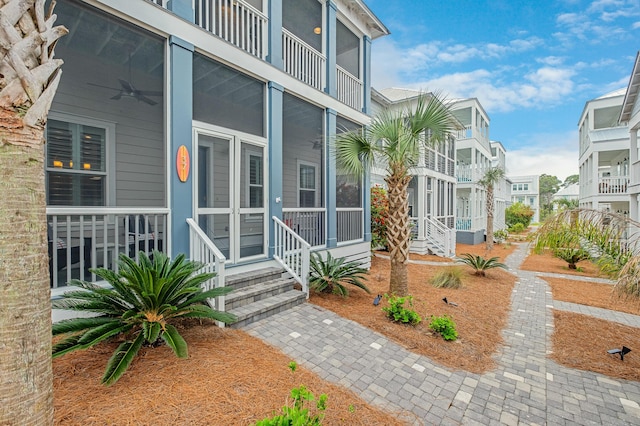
[335,93,458,296]
[0,1,67,423]
[479,167,505,252]
[309,252,370,297]
[457,253,508,276]
[52,251,236,385]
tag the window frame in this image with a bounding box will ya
[45,111,116,206]
[297,160,319,208]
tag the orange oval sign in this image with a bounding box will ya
[176,145,190,183]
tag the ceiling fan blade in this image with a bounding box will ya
[118,79,134,93]
[87,82,121,91]
[136,93,157,106]
[136,90,163,97]
[111,92,123,100]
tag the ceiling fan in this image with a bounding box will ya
[88,52,161,106]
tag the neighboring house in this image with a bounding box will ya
[46,0,389,308]
[490,141,511,231]
[509,175,540,223]
[578,88,630,216]
[450,98,493,245]
[552,184,580,210]
[370,88,457,257]
[620,51,640,222]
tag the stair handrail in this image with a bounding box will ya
[424,216,456,258]
[272,216,311,298]
[187,218,227,323]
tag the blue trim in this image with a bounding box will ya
[169,37,194,257]
[267,0,283,67]
[167,0,194,22]
[268,82,285,257]
[362,36,372,114]
[363,163,371,242]
[325,1,337,96]
[325,108,337,247]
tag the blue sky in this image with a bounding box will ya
[366,0,640,181]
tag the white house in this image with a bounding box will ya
[491,141,511,231]
[552,184,580,210]
[509,175,540,223]
[370,88,457,257]
[620,51,640,222]
[578,88,630,216]
[45,0,389,324]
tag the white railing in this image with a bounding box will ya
[424,216,456,257]
[187,218,227,321]
[282,28,325,91]
[282,208,326,247]
[455,125,472,139]
[46,207,170,288]
[336,65,362,110]
[598,176,629,194]
[273,216,310,298]
[337,208,364,243]
[193,0,267,59]
[456,165,475,182]
[456,217,472,231]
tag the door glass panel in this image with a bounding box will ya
[240,213,264,258]
[198,213,230,259]
[240,143,263,209]
[198,135,230,209]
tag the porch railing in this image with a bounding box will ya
[272,216,310,298]
[336,65,362,110]
[282,208,326,247]
[194,0,268,59]
[424,216,456,257]
[337,208,364,243]
[282,28,325,91]
[598,176,629,194]
[187,218,227,321]
[46,207,169,288]
[456,217,472,231]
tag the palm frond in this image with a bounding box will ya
[161,324,188,358]
[102,333,145,386]
[52,316,117,335]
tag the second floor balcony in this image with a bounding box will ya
[598,176,629,195]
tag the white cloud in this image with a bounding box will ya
[505,131,578,181]
[633,21,640,28]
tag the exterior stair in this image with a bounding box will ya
[224,267,306,329]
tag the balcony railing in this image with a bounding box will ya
[336,65,362,110]
[283,29,325,91]
[194,0,268,59]
[337,208,364,243]
[283,208,326,247]
[598,176,629,194]
[47,207,170,288]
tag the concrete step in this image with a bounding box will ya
[225,277,295,310]
[224,267,283,290]
[228,290,306,329]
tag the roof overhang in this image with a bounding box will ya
[343,0,390,40]
[620,51,640,123]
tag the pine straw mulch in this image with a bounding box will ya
[310,250,517,374]
[402,241,519,263]
[519,248,605,277]
[544,276,640,316]
[551,311,640,382]
[53,320,405,426]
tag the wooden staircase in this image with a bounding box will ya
[225,267,306,329]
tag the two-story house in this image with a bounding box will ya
[490,141,511,231]
[46,0,388,323]
[509,175,540,223]
[578,89,630,216]
[370,88,457,257]
[620,51,640,222]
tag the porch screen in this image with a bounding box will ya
[283,0,322,52]
[46,120,106,206]
[336,20,360,78]
[336,116,362,208]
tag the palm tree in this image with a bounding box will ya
[479,167,505,252]
[335,93,458,296]
[0,1,67,424]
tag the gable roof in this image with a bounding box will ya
[620,51,640,123]
[343,0,390,40]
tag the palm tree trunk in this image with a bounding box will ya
[0,1,67,424]
[385,170,412,296]
[486,185,495,252]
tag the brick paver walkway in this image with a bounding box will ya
[244,243,640,425]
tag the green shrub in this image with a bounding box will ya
[371,186,389,250]
[494,229,509,243]
[52,251,236,385]
[309,253,370,297]
[382,295,421,325]
[457,253,508,277]
[508,222,526,233]
[430,267,463,289]
[553,247,590,270]
[429,315,458,341]
[254,385,327,426]
[506,202,534,229]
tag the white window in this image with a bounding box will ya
[247,153,263,208]
[523,183,529,191]
[45,115,114,206]
[298,161,318,207]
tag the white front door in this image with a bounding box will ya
[195,129,267,263]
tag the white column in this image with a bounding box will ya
[592,151,599,197]
[630,128,639,221]
[417,176,426,240]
